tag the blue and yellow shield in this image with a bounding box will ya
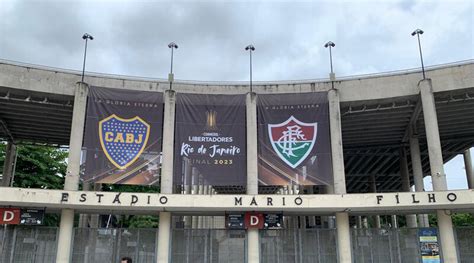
[99,114,150,169]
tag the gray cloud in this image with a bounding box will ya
[0,0,472,81]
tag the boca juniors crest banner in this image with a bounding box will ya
[173,93,246,186]
[83,86,163,185]
[257,92,332,186]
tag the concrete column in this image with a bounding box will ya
[157,212,172,263]
[410,137,430,227]
[464,149,473,189]
[419,79,458,262]
[356,216,363,229]
[56,82,88,263]
[246,92,258,195]
[335,213,352,263]
[197,182,203,229]
[157,90,176,263]
[328,88,352,263]
[184,159,192,228]
[391,215,398,228]
[370,174,381,228]
[1,141,16,187]
[246,92,259,262]
[400,147,418,228]
[89,183,101,228]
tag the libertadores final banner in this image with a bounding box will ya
[83,86,163,185]
[257,92,332,186]
[173,93,247,186]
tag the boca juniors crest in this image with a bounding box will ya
[268,116,317,169]
[99,114,150,169]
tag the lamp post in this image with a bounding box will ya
[168,42,178,90]
[324,41,336,87]
[411,29,426,79]
[245,45,255,93]
[81,33,93,83]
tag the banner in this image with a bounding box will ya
[419,228,441,263]
[83,86,163,185]
[173,93,246,186]
[257,92,332,185]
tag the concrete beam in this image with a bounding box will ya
[0,187,472,213]
[0,60,472,101]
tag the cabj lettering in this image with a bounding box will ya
[105,132,143,144]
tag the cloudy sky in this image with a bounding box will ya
[0,0,472,82]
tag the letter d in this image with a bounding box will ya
[3,211,14,222]
[250,215,259,226]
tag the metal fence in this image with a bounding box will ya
[260,228,338,263]
[0,226,57,263]
[1,226,474,262]
[71,228,156,263]
[351,228,420,263]
[171,229,246,263]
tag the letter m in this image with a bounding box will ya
[235,197,242,206]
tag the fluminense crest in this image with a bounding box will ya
[268,116,317,169]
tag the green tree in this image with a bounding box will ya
[1,143,67,189]
[1,143,68,226]
[13,145,67,189]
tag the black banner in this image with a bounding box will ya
[257,92,332,186]
[20,209,45,225]
[263,213,283,229]
[83,86,163,185]
[173,93,246,186]
[226,213,245,229]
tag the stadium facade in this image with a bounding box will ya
[0,59,473,262]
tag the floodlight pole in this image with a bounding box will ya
[411,29,426,79]
[324,41,336,87]
[245,45,255,93]
[81,33,93,83]
[168,42,178,90]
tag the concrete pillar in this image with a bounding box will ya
[400,147,418,228]
[78,183,90,228]
[410,136,430,227]
[391,215,398,228]
[89,183,101,228]
[197,182,203,229]
[356,216,363,229]
[56,82,88,263]
[184,159,192,228]
[464,149,473,189]
[1,141,16,187]
[335,213,352,263]
[328,88,352,263]
[157,90,176,263]
[246,92,259,262]
[419,79,458,262]
[370,174,382,228]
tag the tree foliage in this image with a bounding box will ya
[1,143,67,189]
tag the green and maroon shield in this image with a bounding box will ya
[268,116,317,169]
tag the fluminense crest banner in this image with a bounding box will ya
[173,93,246,186]
[257,92,332,186]
[83,86,163,185]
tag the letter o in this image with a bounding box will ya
[159,196,168,204]
[446,193,457,202]
[294,197,303,206]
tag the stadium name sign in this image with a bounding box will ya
[0,188,472,212]
[58,191,463,207]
